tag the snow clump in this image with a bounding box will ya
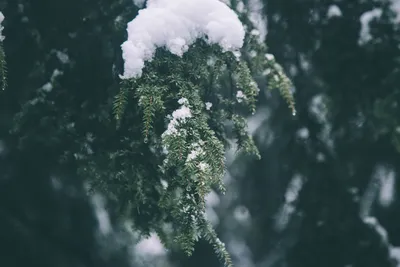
[120,0,245,79]
[0,12,5,41]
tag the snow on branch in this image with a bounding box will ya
[0,12,4,41]
[120,0,245,79]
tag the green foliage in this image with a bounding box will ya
[2,0,295,264]
[265,57,296,116]
[113,81,130,128]
[108,34,295,264]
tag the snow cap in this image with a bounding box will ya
[121,0,245,79]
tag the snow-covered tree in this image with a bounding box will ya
[0,1,294,266]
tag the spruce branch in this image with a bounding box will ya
[113,83,130,127]
[107,36,295,266]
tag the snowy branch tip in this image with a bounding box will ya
[0,12,5,42]
[120,0,245,79]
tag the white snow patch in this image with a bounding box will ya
[377,166,396,207]
[284,174,303,203]
[198,162,210,172]
[162,101,192,137]
[56,50,70,64]
[296,127,309,139]
[206,190,220,208]
[91,194,112,235]
[133,0,145,8]
[160,179,168,189]
[236,90,246,103]
[246,107,270,136]
[205,190,220,226]
[41,82,53,92]
[0,12,4,41]
[327,5,342,18]
[390,247,400,267]
[186,143,204,162]
[275,174,304,231]
[363,216,388,243]
[358,8,382,45]
[316,152,326,162]
[177,97,189,105]
[51,69,63,81]
[236,1,245,13]
[390,0,400,23]
[135,233,166,256]
[205,207,220,226]
[233,205,250,223]
[121,0,245,79]
[248,0,267,42]
[265,53,275,61]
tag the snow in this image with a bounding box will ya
[186,142,205,162]
[233,50,241,60]
[0,12,5,41]
[246,107,270,136]
[205,102,213,110]
[377,166,396,207]
[358,8,382,45]
[187,147,202,161]
[363,216,388,243]
[265,53,275,61]
[284,174,303,203]
[327,5,342,18]
[51,69,63,80]
[236,90,246,103]
[391,0,400,23]
[247,0,267,42]
[41,82,53,92]
[262,68,271,76]
[233,205,250,223]
[198,162,210,172]
[316,152,326,162]
[250,29,260,36]
[206,190,220,226]
[249,50,257,58]
[296,127,309,139]
[160,179,168,189]
[275,174,303,231]
[206,190,220,207]
[55,50,70,64]
[309,94,326,123]
[135,233,166,256]
[133,0,145,8]
[390,247,400,267]
[177,97,189,105]
[162,100,192,137]
[91,194,112,235]
[236,1,245,13]
[121,0,245,79]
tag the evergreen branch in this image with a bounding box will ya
[112,85,130,127]
[199,214,233,267]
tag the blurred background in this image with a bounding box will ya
[1,0,400,267]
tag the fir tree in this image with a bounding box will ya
[1,1,294,266]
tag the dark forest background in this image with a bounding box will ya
[1,0,400,267]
